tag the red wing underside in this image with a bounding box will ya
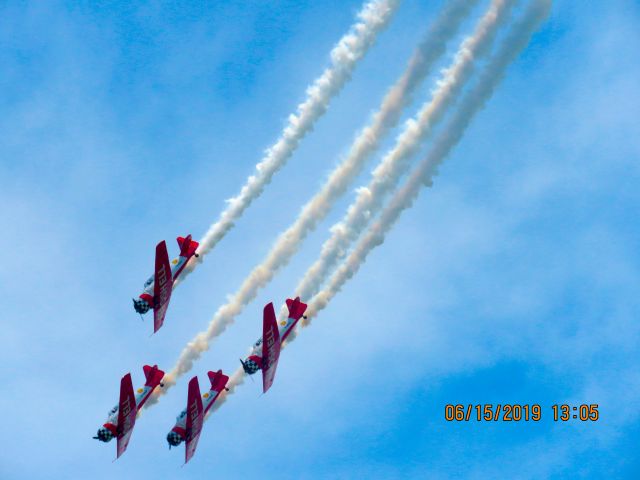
[116,373,137,459]
[185,377,204,464]
[153,241,173,333]
[261,302,281,394]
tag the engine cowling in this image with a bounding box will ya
[167,430,184,447]
[94,427,114,443]
[242,355,262,375]
[133,298,151,314]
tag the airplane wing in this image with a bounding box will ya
[185,376,204,464]
[261,302,281,394]
[116,373,137,459]
[153,240,173,333]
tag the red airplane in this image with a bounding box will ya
[240,297,307,393]
[166,370,229,464]
[93,365,165,459]
[133,235,199,333]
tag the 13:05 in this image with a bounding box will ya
[552,404,599,421]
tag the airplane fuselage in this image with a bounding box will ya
[166,385,224,447]
[134,254,188,314]
[242,313,299,375]
[141,254,188,298]
[95,385,154,443]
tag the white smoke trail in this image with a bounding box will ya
[146,0,477,404]
[303,0,552,325]
[293,0,518,304]
[174,0,400,286]
[171,0,551,423]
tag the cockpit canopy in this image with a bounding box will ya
[176,409,187,422]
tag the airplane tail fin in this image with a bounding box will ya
[142,364,165,388]
[207,370,229,392]
[285,297,308,320]
[177,235,199,258]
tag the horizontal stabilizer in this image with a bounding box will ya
[177,235,199,258]
[285,297,308,320]
[142,364,165,388]
[207,370,229,392]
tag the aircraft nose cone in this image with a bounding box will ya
[95,427,114,443]
[241,358,260,375]
[167,431,183,447]
[133,298,151,314]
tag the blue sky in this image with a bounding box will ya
[1,1,639,478]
